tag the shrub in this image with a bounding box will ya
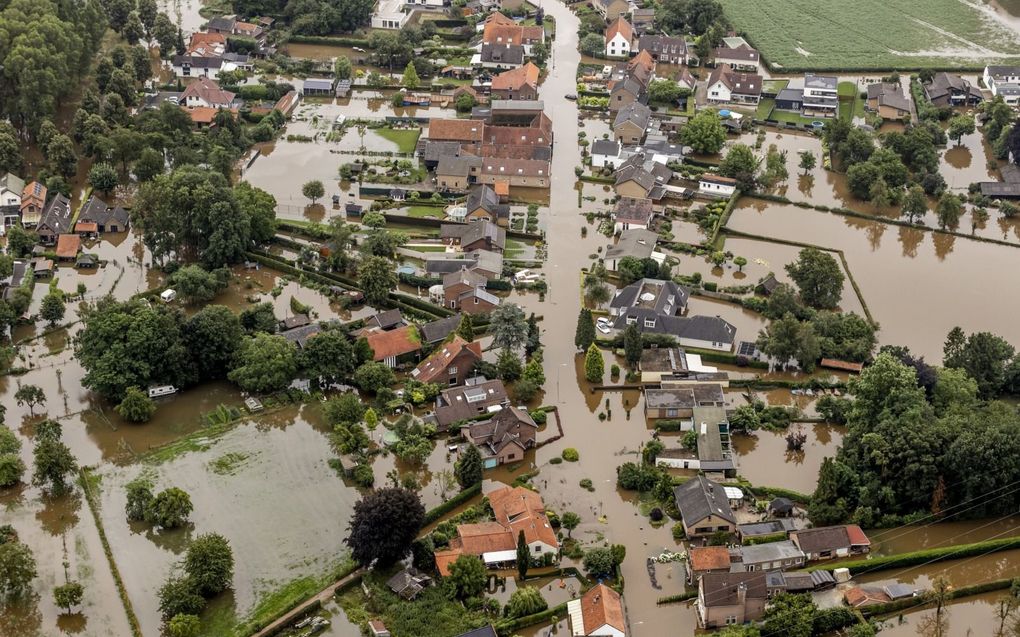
[579,478,594,491]
[671,522,686,540]
[562,448,579,462]
[549,457,563,465]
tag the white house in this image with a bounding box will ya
[0,173,24,208]
[180,77,236,109]
[698,174,737,197]
[591,139,622,169]
[567,584,627,637]
[171,55,224,79]
[605,17,633,58]
[802,73,839,117]
[706,64,762,105]
[372,0,410,29]
[984,65,1020,105]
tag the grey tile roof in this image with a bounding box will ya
[804,73,837,91]
[605,228,658,261]
[614,101,652,131]
[700,572,767,607]
[480,44,525,65]
[736,540,804,566]
[674,475,736,526]
[420,314,463,344]
[613,196,653,223]
[434,378,508,428]
[78,195,129,229]
[591,139,621,157]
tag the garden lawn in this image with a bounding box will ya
[716,0,1020,70]
[374,128,422,153]
[505,239,528,259]
[405,205,447,219]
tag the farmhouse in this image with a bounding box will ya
[605,17,633,58]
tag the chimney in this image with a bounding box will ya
[737,582,747,606]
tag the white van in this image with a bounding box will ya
[160,289,177,303]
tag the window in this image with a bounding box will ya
[626,316,637,325]
[644,318,656,328]
[666,408,678,417]
[725,616,738,625]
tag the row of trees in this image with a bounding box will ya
[810,342,1020,527]
[74,297,380,404]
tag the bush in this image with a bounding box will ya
[549,457,563,465]
[813,606,859,634]
[579,478,594,491]
[671,522,686,540]
[530,410,548,425]
[561,448,579,462]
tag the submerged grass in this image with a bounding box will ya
[373,128,422,153]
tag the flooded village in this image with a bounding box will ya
[7,0,1020,637]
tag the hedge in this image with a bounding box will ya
[742,484,813,504]
[654,419,686,432]
[656,590,698,605]
[422,482,482,526]
[287,34,372,47]
[744,532,789,546]
[808,535,1020,575]
[495,601,568,634]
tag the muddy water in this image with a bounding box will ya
[96,407,361,635]
[870,590,1005,637]
[732,425,845,494]
[727,200,1020,359]
[158,0,206,34]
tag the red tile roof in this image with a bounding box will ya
[428,118,486,142]
[605,16,633,44]
[688,546,731,572]
[580,584,626,634]
[820,358,865,373]
[491,62,540,92]
[411,336,482,383]
[74,221,98,233]
[55,234,81,259]
[364,325,422,361]
[180,77,236,108]
[845,524,871,547]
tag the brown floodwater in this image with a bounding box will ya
[870,590,1008,637]
[732,425,846,494]
[727,200,1020,359]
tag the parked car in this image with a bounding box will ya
[565,93,577,100]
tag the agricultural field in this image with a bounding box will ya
[717,0,1020,70]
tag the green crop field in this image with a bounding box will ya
[717,0,1020,71]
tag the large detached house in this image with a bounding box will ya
[433,484,558,575]
[608,279,736,351]
[924,72,984,107]
[466,406,538,468]
[983,65,1020,104]
[707,64,762,105]
[637,34,687,65]
[674,475,737,538]
[697,572,767,628]
[410,335,482,386]
[433,378,509,430]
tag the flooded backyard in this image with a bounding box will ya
[727,200,1020,359]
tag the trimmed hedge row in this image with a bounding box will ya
[808,536,1020,575]
[657,590,698,605]
[496,602,568,633]
[422,482,482,526]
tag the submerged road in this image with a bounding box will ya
[530,2,688,634]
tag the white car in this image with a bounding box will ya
[595,317,612,334]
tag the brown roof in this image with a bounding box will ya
[482,125,551,148]
[468,406,538,457]
[688,546,731,572]
[410,336,482,383]
[700,572,768,608]
[428,118,486,142]
[20,181,46,211]
[614,196,653,223]
[185,106,219,124]
[180,77,235,107]
[605,16,633,44]
[493,181,510,197]
[186,31,226,55]
[480,158,549,178]
[579,584,625,634]
[701,174,738,185]
[845,587,890,608]
[491,62,540,92]
[820,358,864,373]
[74,221,98,233]
[456,521,516,554]
[488,484,559,549]
[790,525,856,554]
[714,44,759,62]
[55,234,81,258]
[364,325,421,361]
